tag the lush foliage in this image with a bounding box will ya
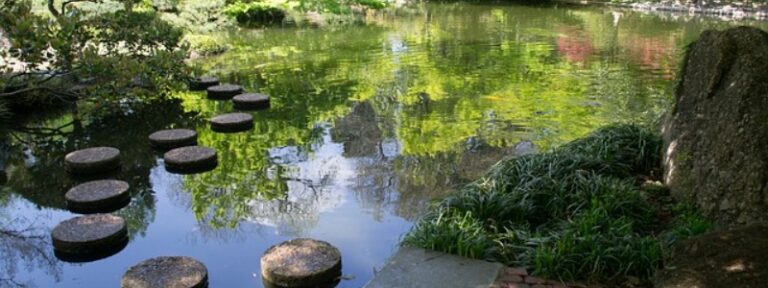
[403,124,712,284]
[0,0,189,117]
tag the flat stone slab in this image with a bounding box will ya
[122,256,208,288]
[51,214,128,254]
[261,238,342,287]
[206,84,243,100]
[364,247,504,288]
[210,112,253,133]
[65,180,130,213]
[233,93,270,110]
[188,76,219,91]
[163,146,217,174]
[148,129,198,150]
[65,147,121,175]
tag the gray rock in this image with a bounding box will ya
[65,180,130,213]
[148,129,197,150]
[233,92,270,110]
[210,112,253,133]
[662,26,768,226]
[261,238,342,287]
[121,256,208,288]
[64,147,121,175]
[189,76,219,91]
[163,146,217,174]
[51,214,127,254]
[206,84,243,100]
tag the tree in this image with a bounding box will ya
[0,0,189,118]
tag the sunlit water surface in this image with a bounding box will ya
[2,3,766,287]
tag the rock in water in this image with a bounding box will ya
[163,146,218,174]
[65,147,121,175]
[232,93,271,110]
[188,76,219,91]
[662,27,768,226]
[148,129,198,150]
[122,256,208,288]
[65,180,131,213]
[51,214,128,254]
[261,238,342,287]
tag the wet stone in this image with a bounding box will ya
[206,84,243,100]
[233,93,271,110]
[261,238,342,288]
[148,129,198,150]
[121,256,208,288]
[65,180,130,213]
[51,214,128,254]
[210,112,253,133]
[188,76,219,91]
[163,146,217,174]
[65,147,121,175]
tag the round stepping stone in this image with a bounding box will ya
[51,214,128,254]
[188,76,219,91]
[164,146,217,174]
[65,147,121,175]
[233,93,271,110]
[148,129,198,150]
[210,112,253,133]
[206,84,243,100]
[65,180,131,213]
[122,256,208,288]
[261,238,342,287]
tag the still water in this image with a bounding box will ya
[2,3,766,287]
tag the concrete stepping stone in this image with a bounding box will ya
[261,238,342,288]
[148,129,197,150]
[121,256,208,288]
[233,93,270,110]
[210,112,253,133]
[206,84,243,100]
[51,214,128,255]
[65,147,121,175]
[188,76,219,91]
[163,146,217,174]
[65,180,130,213]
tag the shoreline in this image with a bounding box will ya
[561,0,768,21]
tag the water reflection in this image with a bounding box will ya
[3,3,767,287]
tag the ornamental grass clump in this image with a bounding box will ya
[403,124,710,285]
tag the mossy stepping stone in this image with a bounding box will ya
[206,84,243,100]
[188,76,219,91]
[148,129,198,150]
[261,238,342,288]
[121,256,208,288]
[163,146,217,174]
[210,112,253,133]
[51,214,128,254]
[233,93,270,110]
[65,180,130,213]
[65,147,121,175]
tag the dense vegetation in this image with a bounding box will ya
[403,124,712,285]
[0,0,189,119]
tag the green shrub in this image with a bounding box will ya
[404,124,709,284]
[186,35,229,56]
[224,1,287,26]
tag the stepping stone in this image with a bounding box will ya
[122,256,208,288]
[51,214,128,254]
[163,146,217,174]
[206,84,243,100]
[65,147,121,175]
[188,76,219,91]
[261,238,342,288]
[233,93,270,110]
[65,180,131,213]
[210,112,253,133]
[148,129,198,150]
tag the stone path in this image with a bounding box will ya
[492,267,585,288]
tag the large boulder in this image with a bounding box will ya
[662,26,768,226]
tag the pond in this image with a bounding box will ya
[2,3,766,287]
